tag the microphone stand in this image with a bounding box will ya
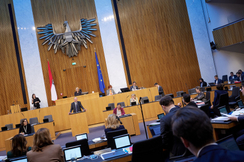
[139,97,148,139]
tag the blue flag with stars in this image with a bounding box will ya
[95,52,105,93]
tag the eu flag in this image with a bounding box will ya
[95,52,105,93]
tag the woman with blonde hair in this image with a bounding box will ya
[104,114,125,135]
[27,128,64,162]
[130,94,138,105]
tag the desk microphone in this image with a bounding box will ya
[116,116,122,124]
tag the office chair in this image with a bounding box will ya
[200,104,210,117]
[106,129,128,149]
[44,115,53,122]
[155,95,162,101]
[188,88,196,95]
[214,93,230,116]
[108,103,115,110]
[31,125,35,133]
[132,136,164,161]
[5,124,13,130]
[166,93,174,98]
[229,87,240,102]
[141,96,149,104]
[176,91,185,97]
[65,139,91,156]
[222,75,228,82]
[29,117,39,126]
[117,102,125,107]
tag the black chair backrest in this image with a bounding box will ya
[206,91,210,101]
[232,87,240,97]
[132,136,164,161]
[65,139,91,156]
[166,93,174,98]
[215,93,230,115]
[106,129,128,149]
[155,95,162,101]
[117,102,125,107]
[200,104,210,117]
[222,75,228,82]
[108,103,115,109]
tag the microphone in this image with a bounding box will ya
[126,95,130,106]
[116,116,122,124]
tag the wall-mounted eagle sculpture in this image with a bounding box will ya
[37,18,97,57]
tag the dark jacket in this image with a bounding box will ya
[186,102,198,108]
[158,85,165,96]
[214,79,223,85]
[160,107,186,156]
[70,101,85,113]
[200,81,207,87]
[74,90,82,96]
[104,125,125,135]
[19,124,32,134]
[212,90,228,108]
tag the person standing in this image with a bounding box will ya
[199,78,207,87]
[32,94,41,109]
[154,83,165,96]
[69,97,86,114]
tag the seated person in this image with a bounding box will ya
[106,85,116,96]
[27,128,64,162]
[172,107,244,162]
[130,81,139,91]
[214,75,223,85]
[210,84,228,115]
[74,87,82,96]
[130,94,138,105]
[154,83,165,96]
[178,94,197,108]
[229,83,244,150]
[7,134,31,158]
[194,86,205,101]
[199,78,207,87]
[236,72,243,82]
[19,118,32,135]
[104,114,125,135]
[69,97,86,114]
[229,72,237,83]
[32,94,41,109]
[159,96,186,157]
[113,103,125,117]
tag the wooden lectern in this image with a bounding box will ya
[69,112,89,136]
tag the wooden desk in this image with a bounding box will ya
[104,113,140,136]
[0,129,19,151]
[212,122,238,141]
[33,122,55,139]
[89,141,107,150]
[55,92,99,106]
[69,112,89,136]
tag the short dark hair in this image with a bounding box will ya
[159,96,174,106]
[216,84,224,90]
[214,75,218,78]
[236,72,241,75]
[133,81,136,84]
[117,103,121,106]
[154,83,158,86]
[230,72,233,74]
[172,107,214,149]
[195,86,201,90]
[183,94,190,103]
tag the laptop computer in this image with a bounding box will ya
[120,87,130,93]
[218,106,228,116]
[9,156,27,162]
[131,101,136,106]
[106,106,112,111]
[1,126,7,131]
[75,133,88,141]
[63,146,82,161]
[156,113,165,122]
[217,135,240,151]
[237,100,244,108]
[149,124,161,137]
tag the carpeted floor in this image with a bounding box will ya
[0,119,157,157]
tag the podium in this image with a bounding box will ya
[69,112,89,136]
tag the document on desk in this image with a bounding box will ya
[211,116,230,121]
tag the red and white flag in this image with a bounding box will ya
[47,61,57,101]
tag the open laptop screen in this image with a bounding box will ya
[157,113,165,120]
[219,106,228,115]
[217,135,240,151]
[9,157,27,162]
[75,133,88,141]
[237,100,244,107]
[63,146,82,161]
[149,125,161,137]
[114,134,131,149]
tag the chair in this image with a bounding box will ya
[44,115,53,122]
[188,88,196,95]
[117,102,125,107]
[31,125,35,133]
[65,139,91,156]
[29,117,39,125]
[229,87,240,102]
[200,104,210,117]
[108,103,115,110]
[166,93,174,98]
[141,97,149,104]
[176,91,186,97]
[206,91,210,101]
[132,136,164,161]
[155,95,162,101]
[222,75,228,82]
[206,87,212,91]
[106,129,128,149]
[5,124,13,130]
[214,93,230,116]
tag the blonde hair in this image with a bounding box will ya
[106,114,120,129]
[32,128,53,152]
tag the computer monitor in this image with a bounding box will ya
[237,100,244,108]
[106,106,112,111]
[217,135,240,151]
[131,102,136,106]
[120,87,130,93]
[9,156,27,162]
[20,107,27,112]
[157,113,165,120]
[114,134,131,149]
[218,106,228,115]
[1,127,7,131]
[75,133,88,141]
[15,124,21,129]
[63,146,82,161]
[43,119,49,123]
[149,125,161,137]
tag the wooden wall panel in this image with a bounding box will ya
[0,0,29,115]
[213,19,244,48]
[113,0,201,96]
[31,0,109,105]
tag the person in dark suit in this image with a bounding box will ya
[74,87,82,96]
[236,72,243,81]
[154,83,165,96]
[178,94,197,108]
[193,86,205,101]
[199,78,207,87]
[172,107,244,162]
[229,72,237,83]
[69,97,86,114]
[19,118,32,135]
[130,81,139,91]
[104,114,125,135]
[211,84,228,110]
[159,96,186,157]
[214,75,223,85]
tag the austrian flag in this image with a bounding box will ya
[48,61,57,101]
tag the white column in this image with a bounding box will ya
[13,0,48,108]
[94,0,127,93]
[185,0,217,84]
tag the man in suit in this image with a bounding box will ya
[130,81,139,91]
[214,75,223,85]
[229,83,244,150]
[236,72,243,81]
[69,97,86,114]
[193,86,205,101]
[159,96,186,157]
[199,78,207,87]
[154,83,165,96]
[172,107,244,162]
[178,94,197,108]
[229,72,237,83]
